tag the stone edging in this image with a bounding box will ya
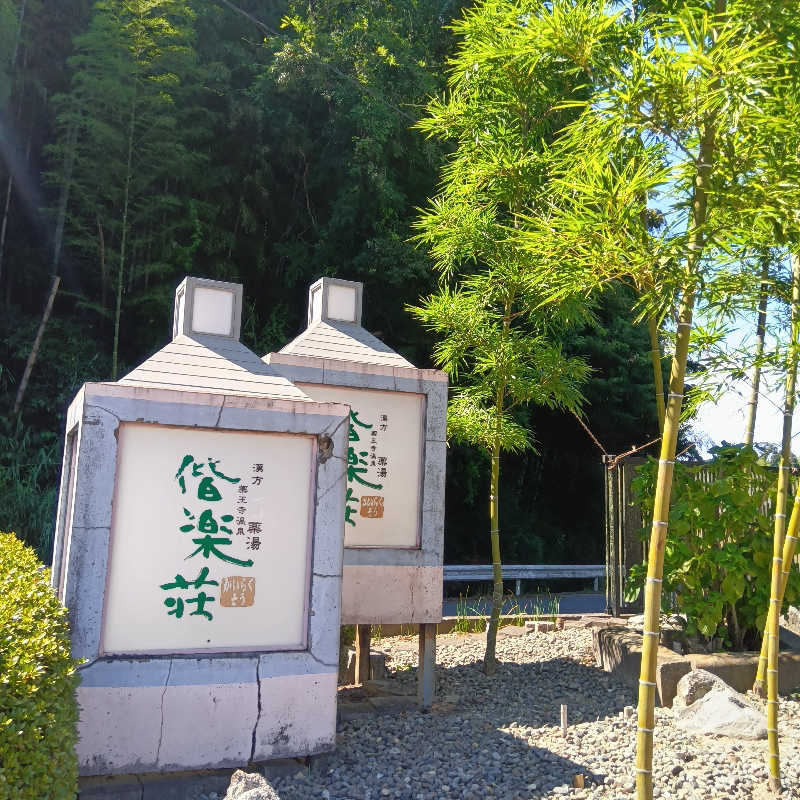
[592,625,800,707]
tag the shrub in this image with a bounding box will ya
[0,532,79,800]
[626,446,800,651]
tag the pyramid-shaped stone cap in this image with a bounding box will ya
[119,277,312,401]
[269,277,416,370]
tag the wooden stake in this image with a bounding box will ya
[418,623,436,709]
[561,704,568,737]
[355,624,371,685]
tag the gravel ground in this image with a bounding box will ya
[253,627,800,800]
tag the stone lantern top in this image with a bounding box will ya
[274,277,415,370]
[119,276,311,402]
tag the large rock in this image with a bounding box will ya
[672,669,766,740]
[781,606,800,650]
[673,667,726,707]
[224,770,281,800]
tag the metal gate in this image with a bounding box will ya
[603,455,646,616]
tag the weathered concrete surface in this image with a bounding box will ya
[79,770,232,800]
[687,651,800,696]
[158,666,259,770]
[58,381,349,776]
[252,672,338,762]
[593,625,800,706]
[341,565,442,624]
[673,669,767,740]
[592,626,690,707]
[76,684,166,775]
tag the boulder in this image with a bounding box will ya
[781,606,800,650]
[787,604,800,633]
[672,669,766,740]
[673,667,726,708]
[224,769,281,800]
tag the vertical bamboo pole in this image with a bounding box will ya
[762,253,799,793]
[484,306,511,676]
[647,316,666,434]
[635,289,695,800]
[754,251,800,697]
[635,5,722,792]
[12,276,61,415]
[744,257,770,446]
[767,521,785,794]
[483,441,502,675]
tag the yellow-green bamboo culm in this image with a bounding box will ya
[754,492,800,696]
[754,251,800,699]
[647,315,665,434]
[743,257,770,447]
[635,290,695,800]
[761,253,799,793]
[767,529,784,793]
[483,444,502,676]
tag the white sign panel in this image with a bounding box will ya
[102,423,314,654]
[298,384,424,548]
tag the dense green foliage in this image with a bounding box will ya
[628,447,800,651]
[0,532,79,800]
[1,0,661,568]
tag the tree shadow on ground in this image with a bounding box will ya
[314,647,636,800]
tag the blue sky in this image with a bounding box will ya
[693,376,785,451]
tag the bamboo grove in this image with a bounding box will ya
[2,0,800,795]
[416,0,800,796]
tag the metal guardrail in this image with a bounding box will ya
[443,564,606,594]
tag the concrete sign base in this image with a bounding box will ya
[53,382,348,775]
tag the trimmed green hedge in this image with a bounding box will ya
[0,532,79,800]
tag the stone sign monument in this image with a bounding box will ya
[51,277,349,775]
[265,277,447,705]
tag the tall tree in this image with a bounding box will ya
[48,0,204,377]
[514,2,798,796]
[411,0,610,673]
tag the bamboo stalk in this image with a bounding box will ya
[753,465,800,696]
[647,315,665,434]
[12,276,61,415]
[744,258,770,446]
[754,251,800,700]
[767,534,784,795]
[635,6,723,792]
[767,253,799,792]
[483,443,502,675]
[112,90,137,380]
[484,304,511,676]
[635,289,695,800]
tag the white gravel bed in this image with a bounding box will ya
[261,628,800,800]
